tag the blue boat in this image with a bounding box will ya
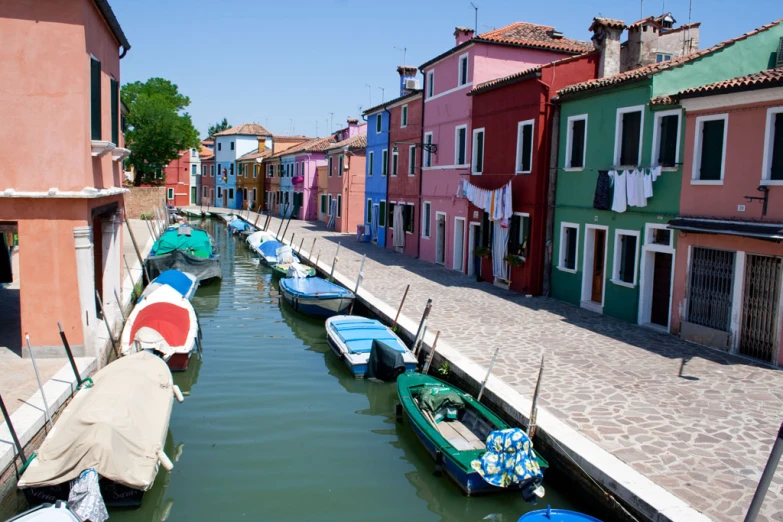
[279,277,354,318]
[324,316,418,378]
[227,217,254,236]
[256,241,300,266]
[139,269,199,301]
[519,506,602,522]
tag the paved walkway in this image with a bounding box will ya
[236,211,782,522]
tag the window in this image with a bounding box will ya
[328,156,333,177]
[615,106,644,167]
[243,188,248,200]
[656,53,673,63]
[566,114,587,170]
[480,211,492,248]
[382,149,388,176]
[110,78,118,144]
[338,155,344,176]
[218,187,223,198]
[327,194,333,215]
[230,164,234,176]
[191,164,196,174]
[295,162,299,177]
[320,194,327,213]
[652,110,681,168]
[388,202,395,227]
[337,194,342,217]
[401,105,408,128]
[167,188,173,200]
[514,120,534,174]
[558,223,579,272]
[203,186,207,197]
[455,125,467,165]
[368,151,374,176]
[424,133,433,167]
[472,128,485,174]
[508,214,530,258]
[202,166,206,176]
[612,230,640,286]
[404,204,415,233]
[229,188,234,199]
[422,201,431,238]
[218,143,222,151]
[90,57,101,140]
[211,165,215,177]
[230,142,234,151]
[408,146,416,176]
[190,148,197,158]
[253,188,257,203]
[379,200,386,227]
[376,114,382,134]
[392,150,399,176]
[762,107,783,183]
[458,53,469,86]
[692,114,727,183]
[253,166,258,179]
[366,198,372,223]
[426,70,434,98]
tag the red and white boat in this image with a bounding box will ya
[120,284,199,371]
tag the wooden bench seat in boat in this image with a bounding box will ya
[416,399,486,451]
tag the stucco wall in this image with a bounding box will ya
[124,187,166,218]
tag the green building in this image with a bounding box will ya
[551,17,783,330]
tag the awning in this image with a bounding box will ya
[668,218,783,241]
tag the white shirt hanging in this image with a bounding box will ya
[609,170,627,213]
[634,169,647,208]
[643,170,654,199]
[625,170,639,207]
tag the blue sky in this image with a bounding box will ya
[112,0,779,139]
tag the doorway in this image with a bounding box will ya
[650,253,673,326]
[435,212,446,265]
[468,222,481,277]
[453,217,465,272]
[581,225,608,311]
[638,224,676,331]
[739,254,782,364]
[191,187,197,205]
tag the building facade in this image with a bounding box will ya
[325,120,367,233]
[277,137,334,221]
[164,149,197,207]
[213,123,271,209]
[199,144,215,206]
[363,107,390,245]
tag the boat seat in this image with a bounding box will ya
[450,421,486,450]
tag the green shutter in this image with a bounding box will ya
[620,111,641,165]
[110,78,118,144]
[379,201,386,227]
[700,120,725,181]
[367,200,372,223]
[90,58,101,140]
[521,125,532,172]
[658,115,678,167]
[570,119,585,168]
[771,114,783,181]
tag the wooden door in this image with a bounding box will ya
[590,229,606,303]
[453,218,465,272]
[650,252,673,327]
[435,214,446,265]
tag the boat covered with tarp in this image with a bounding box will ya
[519,506,602,522]
[256,241,300,266]
[139,269,198,301]
[325,316,418,378]
[246,230,275,250]
[279,277,354,318]
[145,224,221,282]
[227,217,253,235]
[18,352,178,517]
[271,262,316,278]
[121,284,200,371]
[396,372,548,497]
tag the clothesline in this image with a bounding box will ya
[456,179,513,227]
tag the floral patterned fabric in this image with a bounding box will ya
[471,429,543,488]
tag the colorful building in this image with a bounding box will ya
[419,24,593,272]
[199,143,215,206]
[265,155,282,214]
[276,136,335,221]
[0,0,130,362]
[666,67,783,366]
[164,148,199,207]
[324,119,367,233]
[213,123,272,209]
[551,18,783,330]
[237,138,271,211]
[317,165,329,224]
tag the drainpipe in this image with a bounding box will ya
[542,94,560,297]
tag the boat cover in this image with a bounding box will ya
[228,218,251,233]
[470,429,543,488]
[280,277,353,298]
[246,230,274,249]
[258,240,285,260]
[18,352,173,491]
[141,270,198,300]
[146,250,222,282]
[366,339,407,382]
[151,226,213,258]
[329,316,407,354]
[419,385,464,422]
[518,507,603,522]
[285,263,314,278]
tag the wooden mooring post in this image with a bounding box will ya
[422,330,440,374]
[348,254,366,315]
[0,393,27,473]
[329,243,341,282]
[25,333,53,430]
[57,322,83,388]
[528,356,545,439]
[309,238,317,260]
[95,290,120,360]
[477,345,501,402]
[298,237,305,254]
[289,233,295,247]
[124,218,150,284]
[412,299,433,356]
[392,285,410,329]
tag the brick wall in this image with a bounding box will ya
[123,187,166,218]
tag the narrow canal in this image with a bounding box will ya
[110,219,596,522]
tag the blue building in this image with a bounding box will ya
[213,123,271,209]
[362,106,390,245]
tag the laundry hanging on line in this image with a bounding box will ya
[457,179,513,227]
[606,166,662,213]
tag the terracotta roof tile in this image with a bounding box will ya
[558,19,783,97]
[271,136,337,158]
[588,17,627,31]
[237,149,272,161]
[214,123,272,137]
[324,133,367,153]
[628,16,659,29]
[199,148,214,159]
[655,67,783,102]
[273,135,311,142]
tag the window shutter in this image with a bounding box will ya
[570,120,585,168]
[770,114,783,181]
[658,115,678,167]
[90,58,102,140]
[566,229,577,269]
[700,120,725,181]
[379,201,386,227]
[620,111,641,165]
[521,125,532,172]
[475,132,484,172]
[110,78,118,144]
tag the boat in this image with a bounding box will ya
[227,217,254,236]
[139,269,198,301]
[396,372,548,496]
[519,507,602,522]
[271,262,316,278]
[279,277,355,318]
[246,230,275,250]
[18,352,178,511]
[178,208,204,218]
[325,315,418,378]
[218,213,235,224]
[256,240,300,266]
[145,224,221,282]
[121,284,200,372]
[6,502,80,522]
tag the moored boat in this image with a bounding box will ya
[271,262,316,278]
[325,315,418,378]
[139,269,198,301]
[256,240,299,266]
[227,217,254,236]
[519,506,602,522]
[279,277,354,318]
[145,224,221,282]
[6,502,80,522]
[246,230,275,250]
[396,372,548,497]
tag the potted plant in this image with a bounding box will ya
[473,246,491,258]
[504,253,525,268]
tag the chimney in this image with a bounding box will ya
[346,118,360,138]
[397,65,418,96]
[589,17,625,78]
[454,26,475,46]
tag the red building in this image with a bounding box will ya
[467,52,599,295]
[199,145,215,206]
[163,150,191,207]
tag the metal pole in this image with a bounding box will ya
[123,254,137,299]
[264,213,271,231]
[348,254,366,315]
[113,289,127,323]
[25,334,53,430]
[392,285,410,329]
[528,356,545,440]
[124,219,150,284]
[412,299,433,356]
[253,205,263,227]
[96,290,121,360]
[57,322,83,388]
[477,345,501,402]
[276,214,285,239]
[422,330,440,374]
[329,243,341,282]
[0,393,26,465]
[744,422,783,522]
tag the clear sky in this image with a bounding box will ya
[112,0,779,139]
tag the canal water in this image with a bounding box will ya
[10,218,599,522]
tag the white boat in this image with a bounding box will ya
[6,502,80,522]
[246,230,275,250]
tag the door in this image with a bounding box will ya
[591,229,606,303]
[650,252,673,327]
[191,187,197,205]
[453,218,465,272]
[740,255,782,363]
[435,213,446,265]
[468,223,480,277]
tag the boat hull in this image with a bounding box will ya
[166,351,191,372]
[280,288,353,319]
[146,251,221,282]
[23,477,145,509]
[326,335,417,378]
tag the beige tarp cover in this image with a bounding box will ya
[18,352,173,491]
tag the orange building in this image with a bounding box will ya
[324,119,367,233]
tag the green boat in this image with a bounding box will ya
[271,263,316,278]
[146,225,221,282]
[396,373,548,496]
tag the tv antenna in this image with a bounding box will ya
[470,2,478,33]
[365,84,372,106]
[394,46,408,66]
[378,86,385,103]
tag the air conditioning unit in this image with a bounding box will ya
[405,78,420,90]
[777,37,783,68]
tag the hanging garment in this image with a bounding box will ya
[643,171,654,199]
[459,180,513,225]
[593,170,612,210]
[492,221,510,281]
[651,165,662,182]
[626,169,639,207]
[633,169,647,208]
[502,183,513,227]
[609,170,627,213]
[327,199,337,229]
[393,205,405,248]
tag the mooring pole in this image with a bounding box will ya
[329,243,341,282]
[0,393,26,467]
[392,285,410,329]
[422,330,441,374]
[276,213,285,239]
[113,289,127,323]
[299,237,305,254]
[95,290,120,360]
[264,213,271,231]
[289,233,296,248]
[477,345,501,402]
[124,219,150,284]
[412,299,433,356]
[122,255,138,298]
[282,215,292,240]
[348,254,366,315]
[309,238,317,260]
[57,322,83,388]
[744,421,783,522]
[528,356,545,440]
[25,334,53,430]
[253,205,263,227]
[315,251,321,267]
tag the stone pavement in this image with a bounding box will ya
[245,213,782,522]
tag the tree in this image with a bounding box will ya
[122,78,200,186]
[207,118,230,137]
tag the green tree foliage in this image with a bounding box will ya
[207,118,230,137]
[122,78,200,186]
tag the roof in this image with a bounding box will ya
[271,136,337,158]
[92,0,130,52]
[420,21,593,69]
[199,148,214,160]
[588,17,627,31]
[628,16,660,29]
[662,67,783,101]
[668,217,783,241]
[558,19,783,98]
[273,135,311,142]
[660,22,701,35]
[214,123,272,137]
[469,51,599,95]
[324,133,367,153]
[237,149,272,162]
[363,89,423,115]
[201,138,214,145]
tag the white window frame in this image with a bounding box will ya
[382,149,388,176]
[368,151,374,176]
[471,128,485,175]
[422,201,432,239]
[691,113,728,185]
[337,194,342,217]
[613,105,645,167]
[557,222,579,273]
[611,229,641,288]
[405,203,415,235]
[454,124,468,166]
[426,70,434,98]
[376,113,382,134]
[515,119,535,174]
[424,132,433,168]
[401,105,408,128]
[408,145,416,176]
[167,188,174,200]
[392,150,399,176]
[564,114,587,171]
[457,53,469,87]
[761,106,783,186]
[650,109,682,170]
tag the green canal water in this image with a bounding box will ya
[8,219,602,522]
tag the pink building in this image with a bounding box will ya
[419,24,592,271]
[278,136,335,221]
[0,0,131,362]
[667,68,783,366]
[325,119,367,233]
